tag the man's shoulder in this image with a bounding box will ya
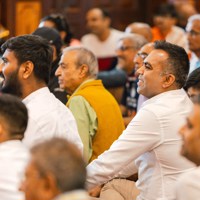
[172,26,186,34]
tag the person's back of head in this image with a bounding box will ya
[32,27,62,58]
[39,13,73,45]
[1,34,53,85]
[154,40,189,88]
[125,22,153,42]
[184,67,200,100]
[0,94,28,141]
[21,137,86,200]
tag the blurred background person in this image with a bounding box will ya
[32,27,68,104]
[39,13,80,48]
[186,14,200,73]
[174,1,197,29]
[152,3,188,51]
[81,8,124,72]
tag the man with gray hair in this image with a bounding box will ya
[21,137,91,200]
[55,47,125,163]
[115,33,147,126]
[186,14,200,73]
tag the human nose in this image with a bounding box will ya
[179,124,186,138]
[55,66,61,77]
[136,63,144,75]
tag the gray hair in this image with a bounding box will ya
[119,33,148,50]
[187,14,200,23]
[63,46,98,78]
[31,137,86,192]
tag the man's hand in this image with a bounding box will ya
[88,185,103,197]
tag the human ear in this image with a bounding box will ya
[79,64,89,77]
[43,173,60,199]
[20,61,34,80]
[162,74,176,88]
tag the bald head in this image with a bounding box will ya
[125,22,153,42]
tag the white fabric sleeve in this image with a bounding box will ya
[86,108,162,189]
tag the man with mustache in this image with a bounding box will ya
[115,34,147,126]
[0,35,83,152]
[86,41,195,200]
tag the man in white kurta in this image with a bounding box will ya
[22,87,83,151]
[176,95,200,200]
[0,35,83,152]
[0,140,29,200]
[0,94,30,200]
[86,41,195,200]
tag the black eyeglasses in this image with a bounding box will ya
[186,30,200,37]
[136,52,148,60]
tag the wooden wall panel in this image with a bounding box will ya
[1,0,200,39]
[16,1,41,36]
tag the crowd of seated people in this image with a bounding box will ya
[0,2,200,200]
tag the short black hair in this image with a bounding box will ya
[40,14,73,45]
[0,94,28,139]
[154,40,189,88]
[184,68,200,91]
[154,3,178,18]
[1,34,53,84]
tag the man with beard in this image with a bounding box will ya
[177,95,200,200]
[0,35,83,152]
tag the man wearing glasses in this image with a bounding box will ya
[186,14,200,73]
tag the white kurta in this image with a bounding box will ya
[0,140,29,200]
[176,167,200,200]
[86,89,195,200]
[22,87,83,153]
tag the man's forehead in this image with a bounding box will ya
[145,49,168,60]
[2,49,15,58]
